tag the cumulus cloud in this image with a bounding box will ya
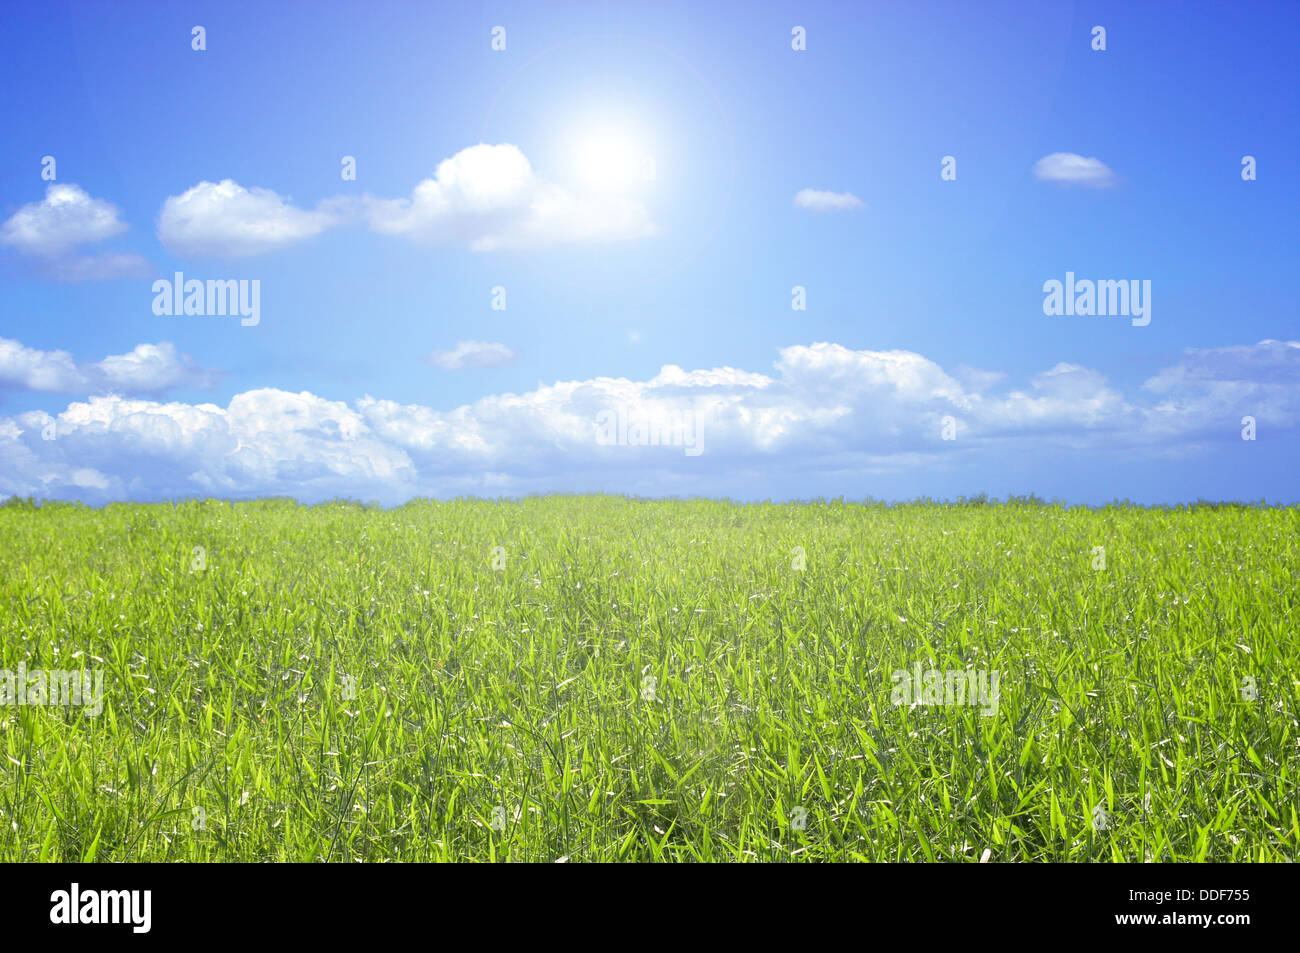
[1,184,127,256]
[1033,153,1118,187]
[0,338,80,392]
[793,189,864,212]
[157,179,341,258]
[426,340,518,370]
[364,144,659,251]
[0,184,151,280]
[0,337,219,395]
[3,340,1294,504]
[152,145,659,258]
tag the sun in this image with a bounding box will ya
[571,127,654,194]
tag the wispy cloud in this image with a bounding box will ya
[426,340,518,371]
[793,188,865,212]
[1032,153,1119,188]
[44,252,153,282]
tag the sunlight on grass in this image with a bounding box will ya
[0,495,1295,861]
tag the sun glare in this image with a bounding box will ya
[572,128,654,193]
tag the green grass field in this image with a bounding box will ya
[1,495,1296,862]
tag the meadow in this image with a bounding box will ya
[0,495,1296,862]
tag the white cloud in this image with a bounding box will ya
[157,179,340,258]
[0,337,218,394]
[793,189,865,212]
[0,338,80,392]
[1,390,413,502]
[0,185,152,280]
[4,340,1294,503]
[0,184,128,256]
[364,144,659,250]
[426,340,518,370]
[1032,153,1118,187]
[95,342,221,393]
[152,145,659,259]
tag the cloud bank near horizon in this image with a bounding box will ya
[2,339,1294,504]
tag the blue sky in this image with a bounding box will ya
[1,0,1297,504]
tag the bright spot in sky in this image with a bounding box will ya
[571,127,654,193]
